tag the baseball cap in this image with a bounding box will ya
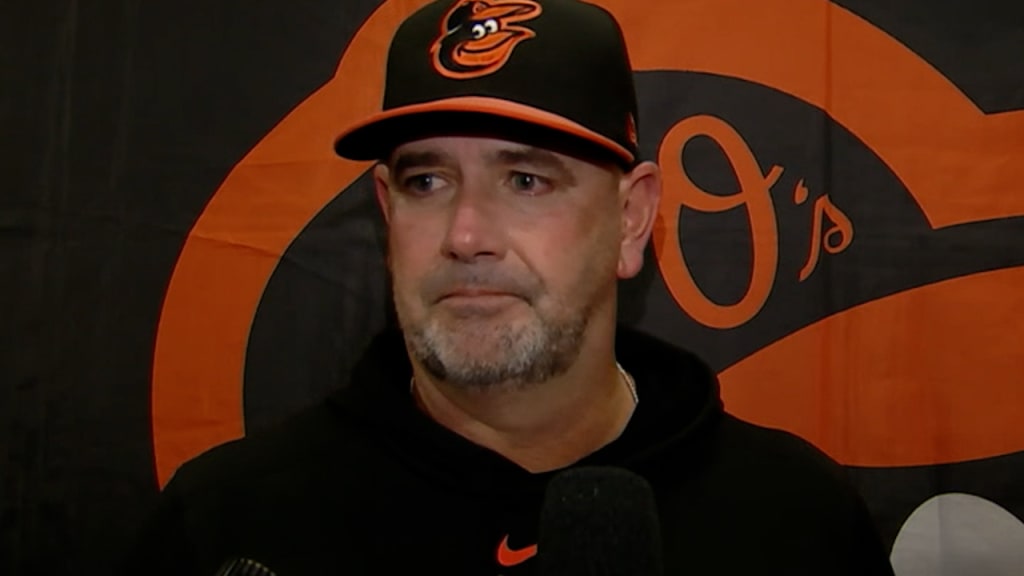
[333,0,640,167]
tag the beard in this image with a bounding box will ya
[394,263,604,391]
[406,299,592,390]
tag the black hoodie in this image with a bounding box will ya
[122,328,895,575]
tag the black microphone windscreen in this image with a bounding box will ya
[537,466,664,576]
[214,557,279,576]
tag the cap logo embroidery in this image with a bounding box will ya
[430,0,543,80]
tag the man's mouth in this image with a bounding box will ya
[440,288,519,301]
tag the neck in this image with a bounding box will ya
[409,327,636,473]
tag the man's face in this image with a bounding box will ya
[374,135,630,390]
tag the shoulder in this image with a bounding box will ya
[710,416,892,569]
[165,397,370,500]
[655,414,894,573]
[714,414,853,491]
[718,415,839,467]
[708,413,881,544]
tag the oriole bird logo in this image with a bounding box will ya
[431,0,543,79]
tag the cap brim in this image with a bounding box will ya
[333,96,634,165]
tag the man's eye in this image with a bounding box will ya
[401,174,443,195]
[509,172,550,194]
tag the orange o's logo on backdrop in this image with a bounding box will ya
[431,0,543,80]
[654,114,857,329]
[654,115,782,329]
[152,0,1024,487]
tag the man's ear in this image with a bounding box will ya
[617,160,662,279]
[373,163,392,225]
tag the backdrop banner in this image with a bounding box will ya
[5,0,1024,573]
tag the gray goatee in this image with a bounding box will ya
[405,302,591,391]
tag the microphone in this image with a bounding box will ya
[214,557,278,576]
[537,466,664,576]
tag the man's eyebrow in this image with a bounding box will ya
[389,150,449,176]
[490,147,577,186]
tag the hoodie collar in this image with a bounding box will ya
[329,326,723,496]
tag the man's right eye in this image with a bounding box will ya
[400,174,442,195]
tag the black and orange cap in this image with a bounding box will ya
[333,0,640,166]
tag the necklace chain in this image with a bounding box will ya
[617,361,639,406]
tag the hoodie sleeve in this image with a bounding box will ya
[117,474,204,576]
[842,481,896,576]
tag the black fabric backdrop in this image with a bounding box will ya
[4,1,1024,574]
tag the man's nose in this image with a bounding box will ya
[440,185,506,263]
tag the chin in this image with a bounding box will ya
[437,317,530,353]
[422,316,540,373]
[402,296,588,387]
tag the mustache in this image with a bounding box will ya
[419,265,542,303]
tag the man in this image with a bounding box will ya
[124,0,895,574]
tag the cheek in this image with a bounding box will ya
[386,216,438,288]
[516,211,619,292]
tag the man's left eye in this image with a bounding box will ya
[509,172,550,194]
